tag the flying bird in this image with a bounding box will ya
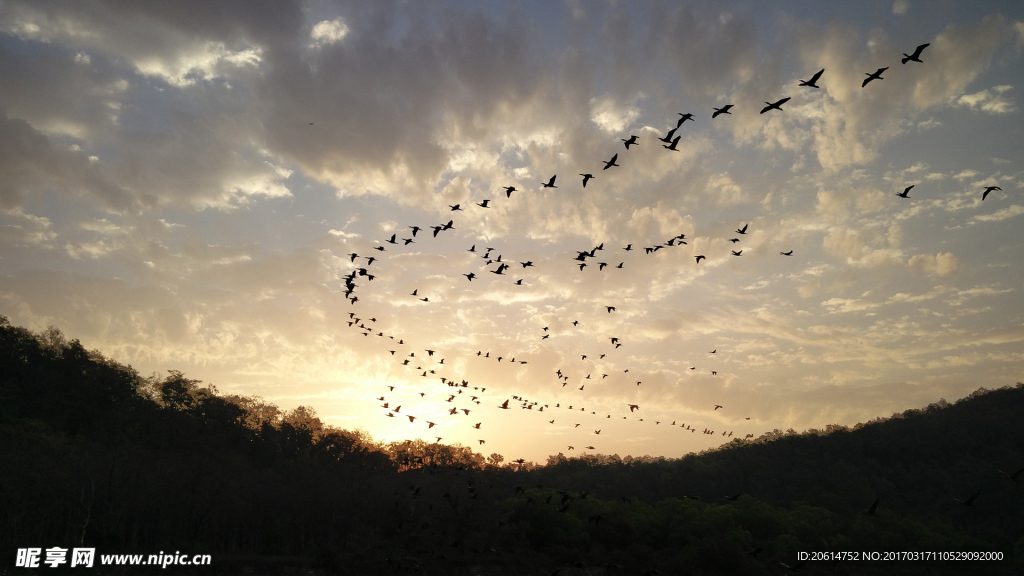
[864,498,881,517]
[953,488,982,507]
[658,126,678,143]
[862,67,888,87]
[448,204,462,211]
[760,97,790,114]
[736,223,749,234]
[799,68,824,88]
[695,255,705,263]
[901,43,930,64]
[580,173,594,187]
[602,154,620,170]
[477,199,490,208]
[663,135,681,151]
[676,112,695,126]
[503,186,516,197]
[712,104,733,118]
[997,467,1024,481]
[896,185,914,198]
[542,175,557,188]
[781,250,793,256]
[982,186,1001,200]
[621,135,638,149]
[732,250,742,256]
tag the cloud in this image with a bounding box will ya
[822,227,903,268]
[0,113,136,210]
[971,204,1024,222]
[892,1,910,16]
[910,16,1016,110]
[310,18,349,47]
[589,92,643,133]
[821,297,880,314]
[956,85,1015,114]
[0,209,57,247]
[907,252,958,277]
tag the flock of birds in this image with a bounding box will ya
[334,39,1009,463]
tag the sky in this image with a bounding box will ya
[1,0,1022,463]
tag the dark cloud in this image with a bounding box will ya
[0,111,135,210]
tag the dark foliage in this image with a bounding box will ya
[1,316,1021,575]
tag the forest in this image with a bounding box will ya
[1,316,1022,575]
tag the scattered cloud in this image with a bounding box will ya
[956,85,1015,114]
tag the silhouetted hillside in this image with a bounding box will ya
[2,317,1021,575]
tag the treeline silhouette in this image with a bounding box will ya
[1,316,1021,575]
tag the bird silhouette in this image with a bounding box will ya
[896,185,913,198]
[621,135,639,149]
[503,186,516,197]
[658,126,678,143]
[663,135,681,151]
[580,173,594,187]
[477,199,490,208]
[799,68,824,88]
[953,488,981,506]
[732,250,742,256]
[463,272,475,281]
[695,255,705,263]
[901,43,930,64]
[781,250,793,256]
[736,223,749,234]
[982,186,1001,200]
[676,112,695,126]
[542,175,558,188]
[760,97,790,114]
[712,104,733,118]
[602,154,620,170]
[862,67,888,87]
[997,467,1024,481]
